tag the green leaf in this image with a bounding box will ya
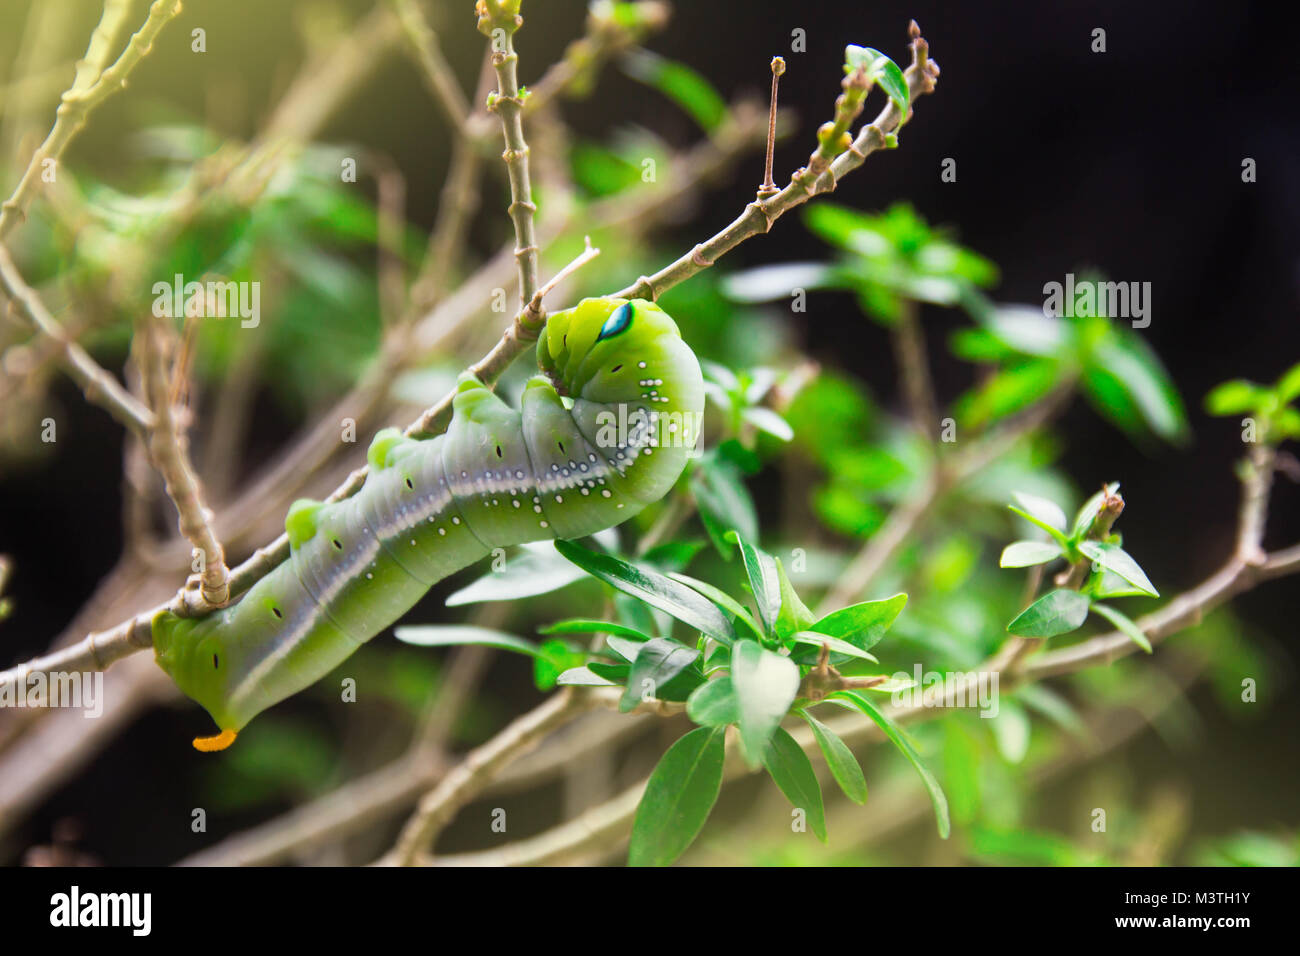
[829,690,949,838]
[1205,379,1268,416]
[762,727,828,842]
[999,540,1062,568]
[394,625,540,656]
[989,700,1031,764]
[1276,363,1300,404]
[556,666,619,686]
[686,677,739,726]
[605,634,647,662]
[791,631,879,662]
[774,557,817,641]
[554,539,735,645]
[1011,491,1068,532]
[533,638,585,690]
[620,49,727,133]
[1090,335,1189,443]
[1090,602,1153,653]
[720,262,841,303]
[1006,589,1091,638]
[1007,506,1071,551]
[741,406,795,442]
[620,638,700,712]
[730,639,800,768]
[810,592,907,651]
[802,712,868,805]
[628,726,726,867]
[445,541,585,605]
[843,45,908,119]
[539,618,653,641]
[1070,483,1119,540]
[693,458,758,556]
[587,661,630,684]
[728,531,781,637]
[1078,541,1158,597]
[667,572,765,640]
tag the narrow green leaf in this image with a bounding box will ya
[693,458,758,556]
[1006,589,1091,638]
[1078,541,1158,597]
[1011,491,1068,532]
[620,638,700,712]
[555,539,735,645]
[1070,483,1119,540]
[628,726,726,867]
[1276,363,1300,404]
[1205,379,1267,416]
[763,727,828,842]
[728,531,781,636]
[445,541,585,605]
[741,406,795,442]
[999,540,1062,568]
[791,631,878,662]
[621,49,727,133]
[605,634,646,662]
[668,572,765,640]
[809,592,907,651]
[774,557,817,641]
[1090,602,1153,653]
[730,639,800,767]
[539,619,653,641]
[686,677,739,726]
[802,712,868,805]
[844,45,908,119]
[556,666,619,687]
[830,690,950,838]
[395,625,539,655]
[1007,506,1071,551]
[989,700,1031,764]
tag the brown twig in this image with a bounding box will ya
[138,315,230,608]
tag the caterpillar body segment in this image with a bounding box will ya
[152,298,704,748]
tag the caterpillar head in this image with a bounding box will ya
[538,297,684,403]
[153,609,241,746]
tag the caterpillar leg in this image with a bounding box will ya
[192,728,237,752]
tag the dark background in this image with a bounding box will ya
[0,0,1296,863]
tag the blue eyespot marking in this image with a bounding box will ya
[596,302,633,341]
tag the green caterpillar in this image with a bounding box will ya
[152,297,704,750]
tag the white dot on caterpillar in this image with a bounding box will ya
[540,520,549,528]
[452,516,461,524]
[366,572,373,580]
[638,361,647,368]
[534,505,542,513]
[555,495,563,503]
[601,489,612,498]
[581,487,589,495]
[512,500,520,508]
[438,528,446,535]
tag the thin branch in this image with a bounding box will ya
[390,0,471,137]
[818,380,1075,613]
[522,1,671,116]
[0,0,183,239]
[891,298,939,439]
[612,24,940,302]
[382,688,601,865]
[138,314,230,608]
[481,5,540,310]
[0,243,154,436]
